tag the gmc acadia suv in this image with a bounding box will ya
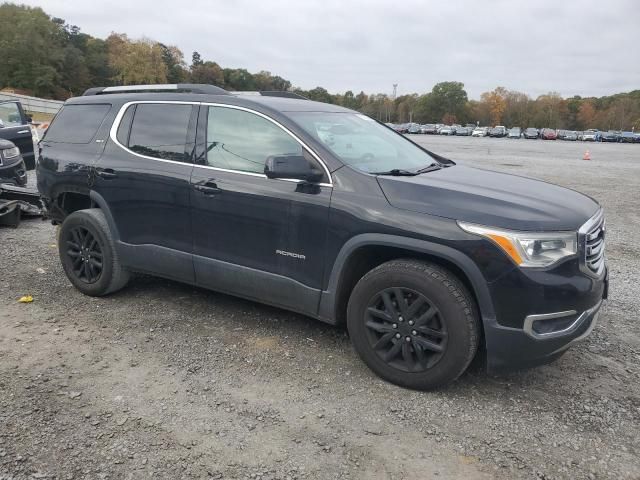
[37,84,608,390]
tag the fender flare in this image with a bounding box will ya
[89,190,121,242]
[317,234,496,326]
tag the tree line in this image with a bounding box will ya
[1,4,638,131]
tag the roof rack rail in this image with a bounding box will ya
[82,84,229,96]
[230,91,308,100]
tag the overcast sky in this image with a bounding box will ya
[23,0,640,99]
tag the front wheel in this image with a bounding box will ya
[347,259,480,390]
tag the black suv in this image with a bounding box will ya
[37,84,608,390]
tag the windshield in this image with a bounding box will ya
[289,112,438,173]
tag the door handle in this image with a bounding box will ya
[17,129,30,134]
[96,168,117,179]
[193,180,221,195]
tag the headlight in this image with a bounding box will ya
[2,146,21,160]
[458,221,577,267]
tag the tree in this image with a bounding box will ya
[190,61,224,86]
[480,87,508,126]
[160,43,187,83]
[305,87,334,104]
[106,34,167,85]
[414,82,468,123]
[191,51,203,68]
[0,4,65,97]
[223,68,255,90]
[577,101,596,130]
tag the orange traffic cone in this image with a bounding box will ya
[583,150,591,161]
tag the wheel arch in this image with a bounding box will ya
[318,234,496,332]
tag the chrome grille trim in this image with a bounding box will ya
[578,208,606,278]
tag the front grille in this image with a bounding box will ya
[579,210,605,277]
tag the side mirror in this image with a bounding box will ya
[26,115,33,123]
[264,154,324,183]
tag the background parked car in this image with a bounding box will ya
[562,131,578,141]
[619,131,636,143]
[601,130,620,142]
[439,125,455,135]
[582,129,600,142]
[523,127,539,139]
[489,126,507,137]
[541,128,558,140]
[420,124,438,134]
[507,127,522,138]
[407,123,422,134]
[472,126,490,137]
[455,126,471,136]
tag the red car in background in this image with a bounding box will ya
[541,128,558,140]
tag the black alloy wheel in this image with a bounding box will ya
[65,226,103,283]
[365,287,447,373]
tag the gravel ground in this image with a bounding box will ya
[1,137,639,480]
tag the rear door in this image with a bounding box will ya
[93,101,198,282]
[0,101,35,169]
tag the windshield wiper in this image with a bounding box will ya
[415,163,444,174]
[371,169,418,176]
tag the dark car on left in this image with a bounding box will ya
[0,100,38,170]
[0,138,27,186]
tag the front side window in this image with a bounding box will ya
[0,102,24,128]
[44,104,111,143]
[289,112,437,173]
[206,106,302,174]
[128,104,193,162]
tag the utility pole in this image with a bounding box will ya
[392,84,398,100]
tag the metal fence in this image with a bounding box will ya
[0,92,63,116]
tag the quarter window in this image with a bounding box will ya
[128,104,193,162]
[44,104,111,144]
[206,106,302,174]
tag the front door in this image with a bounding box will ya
[191,104,332,315]
[0,101,34,169]
[93,101,198,282]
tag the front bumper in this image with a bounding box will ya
[484,267,608,373]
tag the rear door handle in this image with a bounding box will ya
[17,129,30,134]
[96,168,117,179]
[193,180,221,195]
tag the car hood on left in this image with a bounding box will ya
[377,165,599,231]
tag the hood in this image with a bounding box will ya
[377,165,599,231]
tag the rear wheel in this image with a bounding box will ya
[58,208,129,296]
[347,259,480,390]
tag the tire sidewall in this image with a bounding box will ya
[347,264,477,390]
[58,211,115,296]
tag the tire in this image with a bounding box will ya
[347,259,480,390]
[58,208,130,296]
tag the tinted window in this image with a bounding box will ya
[206,106,302,174]
[44,104,111,143]
[116,105,135,146]
[128,104,193,162]
[0,102,24,127]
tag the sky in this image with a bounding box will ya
[22,0,640,99]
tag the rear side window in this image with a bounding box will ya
[128,104,193,162]
[45,104,111,143]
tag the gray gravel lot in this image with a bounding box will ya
[1,136,639,480]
